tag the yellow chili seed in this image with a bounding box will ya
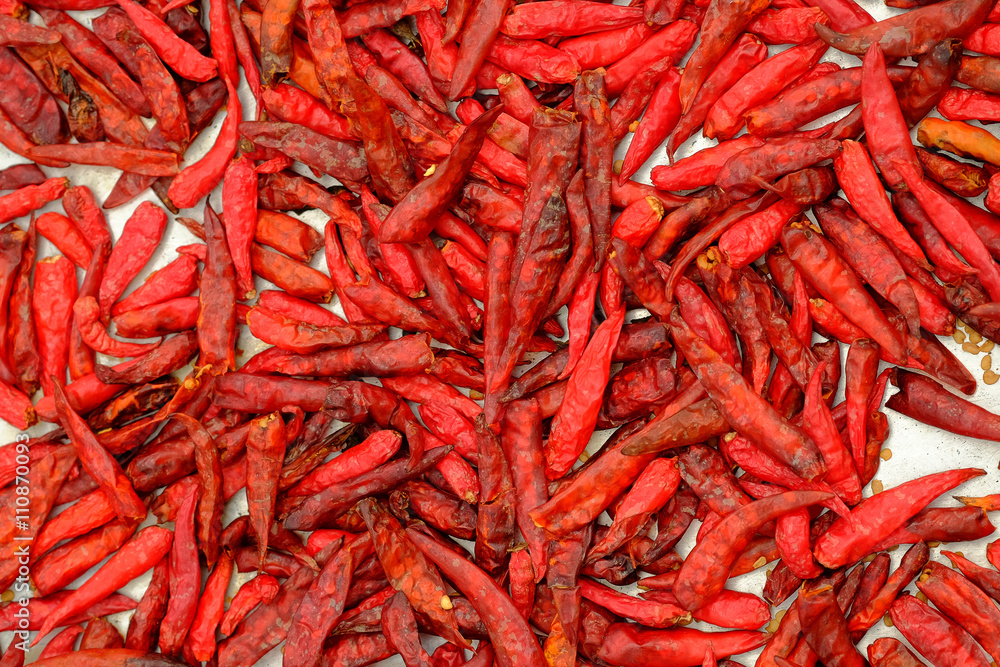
[986,370,999,385]
[985,356,993,371]
[954,330,967,344]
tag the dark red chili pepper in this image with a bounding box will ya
[817,0,991,57]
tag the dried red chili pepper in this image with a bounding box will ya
[0,163,43,190]
[114,0,217,80]
[33,526,173,644]
[220,154,257,301]
[50,382,145,522]
[678,0,769,112]
[868,638,927,667]
[98,201,167,321]
[890,594,991,667]
[818,0,991,57]
[598,624,768,666]
[168,77,240,210]
[706,40,828,141]
[407,527,543,665]
[816,467,982,569]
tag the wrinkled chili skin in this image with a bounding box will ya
[897,38,962,127]
[198,203,238,373]
[574,70,612,270]
[816,0,992,57]
[678,0,769,112]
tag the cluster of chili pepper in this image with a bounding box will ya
[7,0,1000,664]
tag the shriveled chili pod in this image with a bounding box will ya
[678,0,769,112]
[222,154,257,301]
[815,0,991,57]
[198,202,238,372]
[32,256,76,396]
[815,468,983,569]
[868,638,927,667]
[890,594,991,667]
[886,369,1000,442]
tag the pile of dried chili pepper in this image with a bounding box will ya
[8,0,1000,664]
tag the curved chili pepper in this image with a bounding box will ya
[32,527,173,644]
[75,295,161,358]
[406,527,542,667]
[781,222,908,363]
[816,0,991,57]
[114,0,217,80]
[898,38,962,126]
[218,574,279,636]
[168,77,240,210]
[815,467,983,569]
[895,158,1000,301]
[619,69,681,185]
[818,199,922,336]
[99,200,167,321]
[705,39,828,140]
[221,154,258,301]
[678,0,768,112]
[861,43,922,189]
[672,308,826,480]
[886,369,1000,441]
[672,489,832,612]
[666,34,766,161]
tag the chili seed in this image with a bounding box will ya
[870,479,884,493]
[954,330,967,344]
[984,356,993,371]
[880,449,892,461]
[970,330,984,344]
[986,370,1000,385]
[963,341,981,354]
